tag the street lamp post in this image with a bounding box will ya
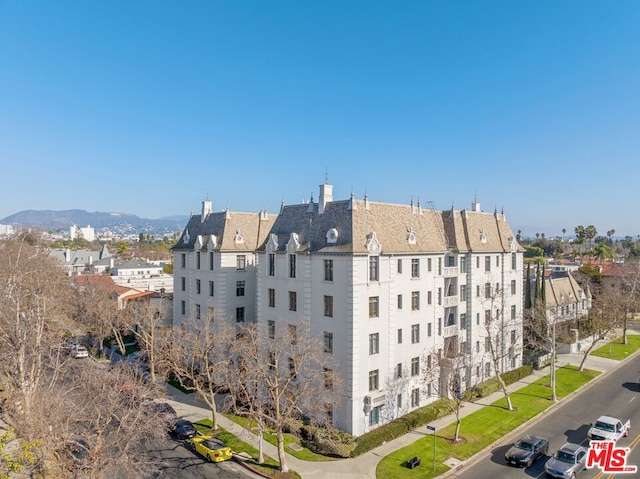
[427,425,436,472]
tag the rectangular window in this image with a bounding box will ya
[209,251,214,270]
[411,324,420,344]
[208,307,214,321]
[397,259,402,274]
[289,357,297,379]
[447,255,455,267]
[369,405,381,426]
[288,324,297,345]
[411,258,420,278]
[476,313,480,325]
[427,258,432,272]
[196,252,201,269]
[476,256,480,268]
[209,280,214,297]
[438,288,442,305]
[289,255,296,278]
[289,291,297,311]
[496,255,500,267]
[411,357,419,376]
[437,257,442,275]
[460,284,467,300]
[428,291,432,305]
[369,256,379,281]
[511,330,516,344]
[511,304,517,320]
[485,283,491,298]
[476,285,480,297]
[485,336,491,352]
[268,320,275,339]
[324,295,333,317]
[396,363,402,379]
[268,288,275,308]
[397,328,402,344]
[460,313,467,329]
[512,253,517,270]
[460,256,467,273]
[324,259,333,281]
[196,279,201,294]
[269,253,275,276]
[236,307,245,323]
[180,300,185,315]
[181,277,186,291]
[397,393,402,408]
[369,370,379,391]
[195,304,201,320]
[485,310,491,324]
[324,331,333,353]
[397,294,403,309]
[324,368,334,390]
[237,255,246,271]
[438,317,442,336]
[236,280,245,297]
[485,256,491,272]
[369,296,379,318]
[369,333,379,355]
[428,322,432,337]
[181,254,186,268]
[476,340,480,353]
[511,280,516,295]
[411,291,420,310]
[411,388,420,407]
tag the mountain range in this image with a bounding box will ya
[0,210,188,234]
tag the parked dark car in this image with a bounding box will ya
[504,434,549,467]
[173,419,197,439]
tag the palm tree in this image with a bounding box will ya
[562,228,566,242]
[607,229,615,245]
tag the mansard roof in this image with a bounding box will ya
[173,210,277,252]
[545,272,590,308]
[261,197,522,255]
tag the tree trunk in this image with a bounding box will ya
[257,421,264,464]
[453,415,461,442]
[276,429,289,472]
[496,373,513,411]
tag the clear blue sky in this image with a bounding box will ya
[2,1,639,237]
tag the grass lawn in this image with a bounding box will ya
[590,334,640,360]
[224,414,337,462]
[376,366,599,479]
[193,419,301,479]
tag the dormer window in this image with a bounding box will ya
[326,228,339,244]
[234,230,245,244]
[366,232,381,254]
[480,230,487,243]
[183,229,190,244]
[407,230,417,245]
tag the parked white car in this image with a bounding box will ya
[71,345,89,359]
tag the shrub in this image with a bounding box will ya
[470,365,534,399]
[351,399,452,457]
[300,425,356,458]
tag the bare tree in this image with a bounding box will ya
[164,310,236,431]
[480,284,521,411]
[121,294,172,383]
[421,349,480,443]
[228,319,339,473]
[0,236,71,418]
[72,276,129,360]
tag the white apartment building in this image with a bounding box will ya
[173,183,524,437]
[172,200,276,326]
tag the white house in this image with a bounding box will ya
[172,182,524,436]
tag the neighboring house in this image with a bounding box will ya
[109,258,173,292]
[544,271,592,325]
[172,182,525,437]
[50,246,111,276]
[0,224,14,236]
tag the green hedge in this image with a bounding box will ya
[470,365,534,399]
[300,424,357,458]
[351,399,453,457]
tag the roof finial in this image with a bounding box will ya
[325,167,329,184]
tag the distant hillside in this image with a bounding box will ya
[0,209,188,233]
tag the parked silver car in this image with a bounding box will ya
[544,443,587,479]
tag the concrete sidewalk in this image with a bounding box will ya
[164,331,636,479]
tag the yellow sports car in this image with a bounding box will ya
[188,435,233,462]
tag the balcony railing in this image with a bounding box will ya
[443,266,458,277]
[443,295,458,307]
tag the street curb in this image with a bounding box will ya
[438,347,640,478]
